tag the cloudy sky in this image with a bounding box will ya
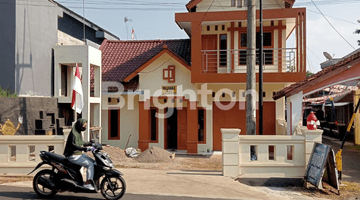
[56,0,360,73]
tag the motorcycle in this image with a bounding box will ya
[28,142,126,200]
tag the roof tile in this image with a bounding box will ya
[98,39,191,83]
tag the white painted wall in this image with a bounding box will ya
[286,91,303,135]
[101,94,139,149]
[139,53,197,100]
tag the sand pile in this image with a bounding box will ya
[135,146,175,163]
[85,145,128,165]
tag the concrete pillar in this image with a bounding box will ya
[221,128,240,177]
[301,127,323,166]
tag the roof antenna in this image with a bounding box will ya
[124,17,132,40]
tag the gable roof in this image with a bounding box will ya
[99,39,191,83]
[273,49,360,100]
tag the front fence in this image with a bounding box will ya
[222,127,323,178]
[0,130,71,175]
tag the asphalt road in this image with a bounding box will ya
[0,185,226,200]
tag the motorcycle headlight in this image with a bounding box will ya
[103,166,111,171]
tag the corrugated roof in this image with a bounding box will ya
[273,48,360,100]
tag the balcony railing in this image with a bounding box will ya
[202,48,297,73]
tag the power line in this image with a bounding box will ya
[310,0,356,50]
[307,9,359,26]
[191,0,215,36]
[306,47,322,62]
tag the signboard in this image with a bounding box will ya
[162,86,176,95]
[304,143,331,187]
[322,149,340,191]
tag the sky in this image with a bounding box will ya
[56,0,360,74]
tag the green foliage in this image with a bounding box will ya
[306,71,314,78]
[0,86,17,98]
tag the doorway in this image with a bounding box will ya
[166,108,177,150]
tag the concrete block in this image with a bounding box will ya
[223,154,239,166]
[222,141,239,154]
[223,166,239,177]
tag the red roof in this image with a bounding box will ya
[273,49,360,100]
[99,39,191,83]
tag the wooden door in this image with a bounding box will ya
[177,109,187,150]
[202,35,218,73]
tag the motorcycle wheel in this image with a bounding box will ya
[100,175,126,200]
[33,169,58,198]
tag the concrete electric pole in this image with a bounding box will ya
[246,0,256,135]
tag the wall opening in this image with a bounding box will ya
[250,145,257,161]
[29,145,35,161]
[269,145,275,160]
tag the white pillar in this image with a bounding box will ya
[221,128,240,177]
[301,127,323,166]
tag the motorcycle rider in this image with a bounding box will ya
[63,118,95,190]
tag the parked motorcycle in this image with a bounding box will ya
[28,142,126,200]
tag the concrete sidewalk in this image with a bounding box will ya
[1,168,317,200]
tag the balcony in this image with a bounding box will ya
[202,48,297,74]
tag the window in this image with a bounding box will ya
[269,145,275,160]
[222,25,225,31]
[220,34,227,67]
[231,0,236,7]
[239,32,273,65]
[215,25,218,31]
[163,65,175,83]
[150,108,158,141]
[198,109,205,142]
[207,26,210,31]
[108,109,120,140]
[237,0,242,8]
[61,65,68,96]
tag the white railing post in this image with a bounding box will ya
[301,127,323,166]
[221,128,240,177]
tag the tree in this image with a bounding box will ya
[356,20,360,46]
[306,71,314,78]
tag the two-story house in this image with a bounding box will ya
[100,0,306,154]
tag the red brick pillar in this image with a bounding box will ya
[187,101,198,153]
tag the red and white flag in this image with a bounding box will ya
[71,63,84,114]
[131,28,135,39]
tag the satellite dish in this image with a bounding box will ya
[323,52,333,60]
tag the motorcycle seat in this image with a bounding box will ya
[44,152,81,168]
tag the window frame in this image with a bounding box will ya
[238,31,274,66]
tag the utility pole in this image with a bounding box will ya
[259,0,263,135]
[246,0,256,135]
